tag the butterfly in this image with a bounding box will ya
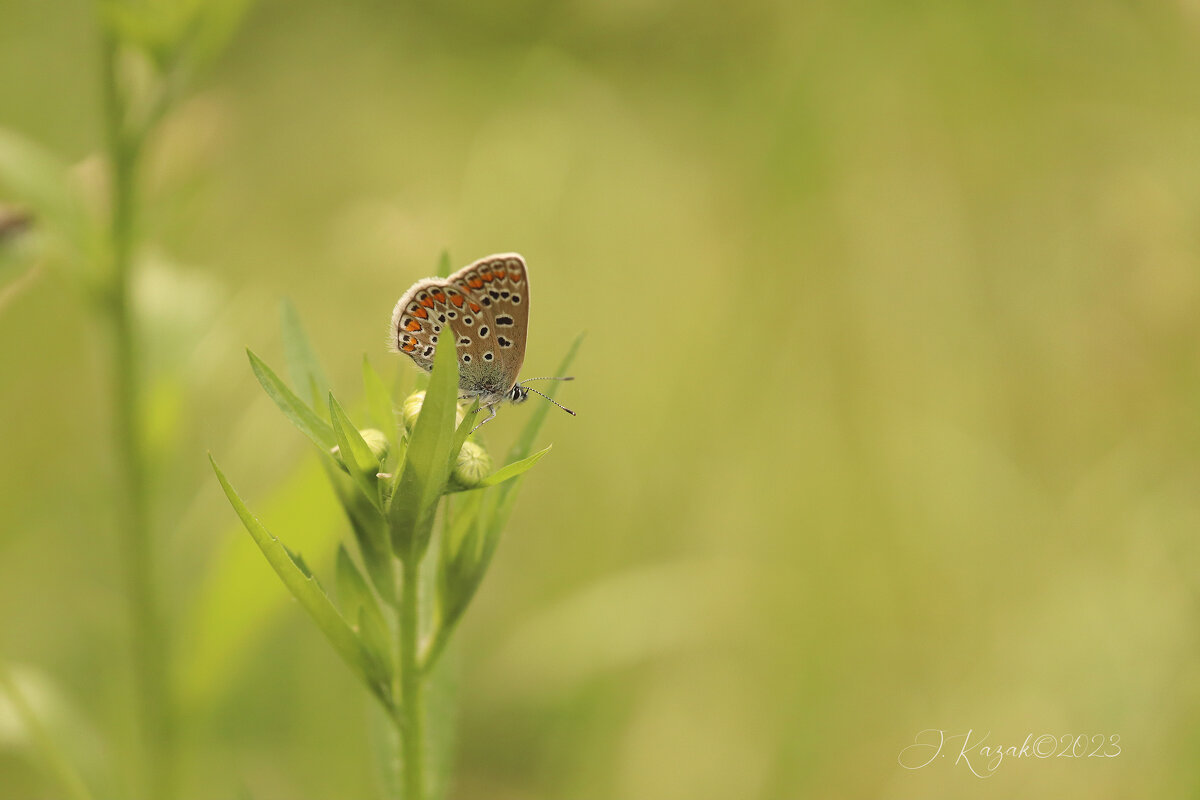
[389,253,574,429]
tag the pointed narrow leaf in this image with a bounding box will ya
[336,547,393,680]
[436,249,452,277]
[387,333,460,559]
[318,455,394,603]
[363,355,396,436]
[210,455,390,707]
[329,393,383,509]
[357,606,394,683]
[335,545,388,641]
[447,400,480,474]
[280,299,331,406]
[443,490,485,560]
[448,444,551,494]
[248,349,338,451]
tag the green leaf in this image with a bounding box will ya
[447,444,551,494]
[335,545,387,638]
[447,399,480,474]
[181,459,345,711]
[443,487,485,561]
[362,355,397,437]
[280,299,331,408]
[423,336,582,672]
[247,348,338,452]
[336,546,393,680]
[387,331,460,559]
[328,392,383,509]
[436,249,452,278]
[318,455,394,604]
[358,608,394,693]
[209,455,391,708]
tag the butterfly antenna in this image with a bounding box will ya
[522,385,576,417]
[518,376,575,383]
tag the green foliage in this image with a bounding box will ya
[210,301,577,799]
[248,349,338,452]
[426,334,584,672]
[210,456,392,709]
[446,444,550,493]
[281,298,331,406]
[328,393,385,510]
[386,337,470,560]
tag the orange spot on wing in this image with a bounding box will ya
[420,297,435,308]
[402,340,417,352]
[494,269,506,279]
[481,272,494,282]
[404,320,421,332]
[468,278,483,288]
[432,291,446,303]
[412,307,428,319]
[468,301,481,313]
[450,294,465,307]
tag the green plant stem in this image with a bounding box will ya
[397,557,425,800]
[100,32,174,800]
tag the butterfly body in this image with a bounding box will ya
[390,253,534,423]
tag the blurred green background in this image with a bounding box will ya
[3,0,1200,797]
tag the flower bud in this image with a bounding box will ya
[402,390,466,432]
[451,441,492,488]
[358,428,390,464]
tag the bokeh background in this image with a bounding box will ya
[3,0,1200,798]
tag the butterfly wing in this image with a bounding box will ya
[390,253,530,400]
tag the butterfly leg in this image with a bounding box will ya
[470,402,499,433]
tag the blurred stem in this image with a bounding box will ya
[100,31,174,800]
[0,659,97,800]
[397,557,425,800]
